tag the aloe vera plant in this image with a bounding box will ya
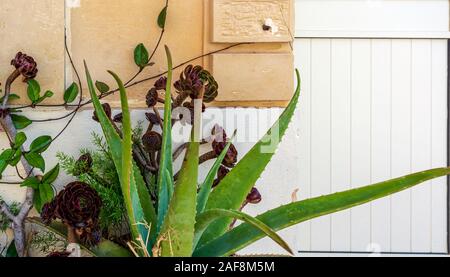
[85,46,450,257]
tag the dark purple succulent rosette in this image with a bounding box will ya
[174,65,204,99]
[154,76,167,91]
[146,87,159,107]
[11,52,38,81]
[142,130,163,152]
[41,182,102,246]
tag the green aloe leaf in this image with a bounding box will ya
[194,209,292,255]
[159,131,199,257]
[156,46,174,232]
[198,70,301,247]
[85,63,155,254]
[196,132,236,214]
[194,167,450,257]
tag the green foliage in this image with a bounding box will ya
[0,201,20,231]
[85,63,156,255]
[26,80,54,105]
[158,7,168,29]
[156,46,174,232]
[11,114,32,130]
[159,132,199,256]
[197,132,235,214]
[24,152,45,172]
[134,43,149,69]
[197,70,301,247]
[64,82,79,104]
[30,135,52,153]
[0,93,20,103]
[25,164,59,212]
[57,136,126,234]
[27,79,40,103]
[95,81,110,94]
[194,167,450,257]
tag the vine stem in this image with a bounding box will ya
[0,71,35,257]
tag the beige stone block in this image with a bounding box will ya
[0,0,65,105]
[70,0,204,108]
[212,0,294,43]
[211,53,294,102]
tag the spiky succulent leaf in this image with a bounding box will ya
[196,132,236,214]
[159,133,199,257]
[194,167,450,256]
[156,46,175,232]
[194,209,292,255]
[85,63,155,254]
[198,70,301,247]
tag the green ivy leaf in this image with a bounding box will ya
[14,132,27,149]
[0,93,20,103]
[8,149,22,166]
[24,152,45,172]
[21,176,40,189]
[35,90,54,105]
[33,192,43,213]
[158,7,168,29]
[30,135,52,153]
[0,149,14,161]
[134,43,149,69]
[0,160,7,178]
[27,79,41,103]
[64,83,79,103]
[42,164,60,184]
[5,242,18,258]
[95,81,110,94]
[11,114,32,130]
[39,183,54,205]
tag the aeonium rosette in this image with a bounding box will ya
[41,182,102,246]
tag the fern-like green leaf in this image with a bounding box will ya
[198,70,301,247]
[194,167,450,256]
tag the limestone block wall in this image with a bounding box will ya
[0,0,297,255]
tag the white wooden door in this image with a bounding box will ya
[294,0,449,254]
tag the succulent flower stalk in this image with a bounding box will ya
[142,130,163,152]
